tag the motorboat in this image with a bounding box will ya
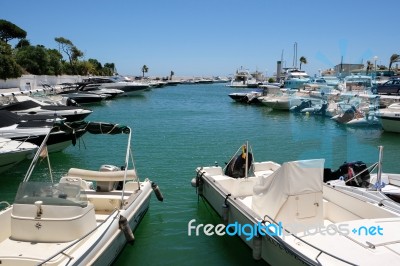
[0,121,163,265]
[331,96,380,127]
[59,91,110,104]
[73,83,125,98]
[324,146,400,208]
[83,77,150,96]
[299,100,330,116]
[0,95,93,122]
[226,67,259,88]
[0,110,85,153]
[338,75,374,95]
[282,68,311,90]
[260,91,309,110]
[0,137,38,173]
[228,89,263,104]
[320,75,341,88]
[192,142,400,265]
[375,103,400,133]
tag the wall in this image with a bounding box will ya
[0,75,85,92]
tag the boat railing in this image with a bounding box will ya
[0,201,10,211]
[38,208,119,265]
[261,214,357,265]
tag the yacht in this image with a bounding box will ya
[226,68,259,88]
[338,75,374,95]
[0,137,38,173]
[376,102,400,133]
[0,95,93,122]
[0,110,85,153]
[83,77,150,96]
[282,68,311,90]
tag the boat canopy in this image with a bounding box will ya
[252,159,324,219]
[55,121,131,135]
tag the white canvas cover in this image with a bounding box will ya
[252,159,324,219]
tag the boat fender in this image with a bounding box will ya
[119,215,135,245]
[190,178,197,188]
[221,204,229,225]
[221,194,231,225]
[151,182,164,202]
[194,170,204,195]
[252,233,262,260]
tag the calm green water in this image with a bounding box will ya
[2,83,400,266]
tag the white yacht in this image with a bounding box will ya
[226,68,259,88]
[282,68,310,89]
[0,110,86,153]
[0,137,38,173]
[84,77,150,96]
[338,75,374,95]
[376,102,400,133]
[0,95,93,122]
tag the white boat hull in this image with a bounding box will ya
[195,159,400,265]
[0,150,32,173]
[81,184,152,265]
[379,117,400,133]
[0,181,153,266]
[199,175,309,265]
[0,139,38,173]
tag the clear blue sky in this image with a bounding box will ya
[1,0,399,77]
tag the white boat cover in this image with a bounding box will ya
[252,159,324,219]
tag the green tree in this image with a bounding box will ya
[299,56,307,70]
[103,63,115,76]
[0,41,22,80]
[54,37,83,74]
[15,38,30,48]
[47,48,63,75]
[15,45,50,75]
[88,58,103,75]
[141,65,148,77]
[75,61,94,76]
[389,54,400,73]
[0,19,27,43]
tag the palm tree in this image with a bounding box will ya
[299,56,307,70]
[141,65,149,78]
[389,54,399,73]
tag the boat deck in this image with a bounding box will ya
[0,237,73,264]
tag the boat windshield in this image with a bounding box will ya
[14,182,88,207]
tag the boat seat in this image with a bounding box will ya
[86,195,122,213]
[219,177,259,197]
[67,168,137,192]
[124,181,140,191]
[67,168,137,181]
[11,202,96,242]
[59,176,93,190]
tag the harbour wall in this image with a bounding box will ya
[0,75,84,92]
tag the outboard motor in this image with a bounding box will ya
[316,101,328,116]
[97,164,121,191]
[225,151,253,178]
[290,100,312,113]
[324,161,370,188]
